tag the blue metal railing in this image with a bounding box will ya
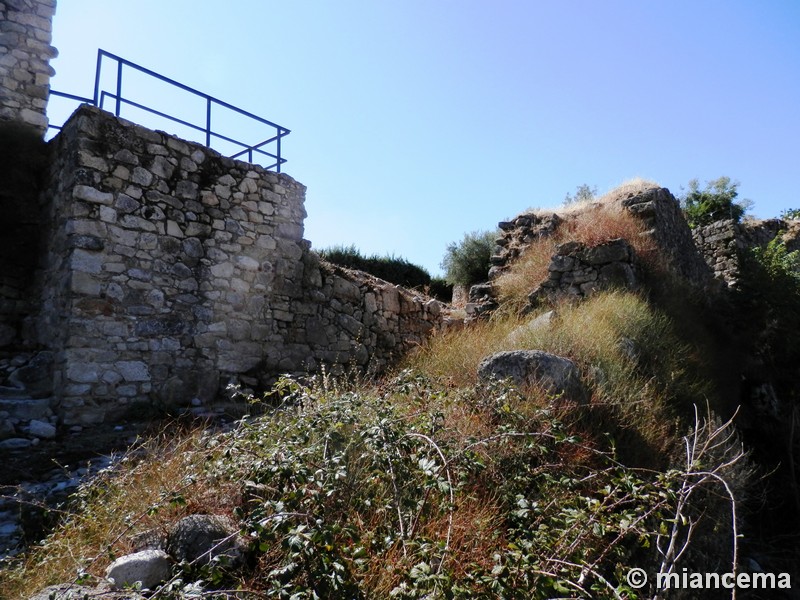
[48,49,290,172]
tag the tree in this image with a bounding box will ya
[563,184,597,206]
[680,176,751,228]
[780,208,800,221]
[440,230,497,286]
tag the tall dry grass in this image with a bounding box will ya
[0,427,234,598]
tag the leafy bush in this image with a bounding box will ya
[440,230,498,286]
[680,176,750,228]
[318,245,452,301]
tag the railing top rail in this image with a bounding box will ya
[48,49,290,171]
[94,50,290,134]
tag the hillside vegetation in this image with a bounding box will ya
[2,182,795,599]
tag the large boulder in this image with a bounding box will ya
[166,514,246,566]
[105,548,171,591]
[477,350,587,403]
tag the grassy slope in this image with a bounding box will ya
[0,195,756,599]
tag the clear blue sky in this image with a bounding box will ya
[47,1,800,277]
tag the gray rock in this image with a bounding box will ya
[0,437,32,450]
[29,583,145,600]
[105,548,171,590]
[28,419,56,439]
[166,514,246,566]
[477,350,587,403]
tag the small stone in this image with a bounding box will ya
[28,419,56,439]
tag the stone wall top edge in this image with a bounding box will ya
[58,104,304,190]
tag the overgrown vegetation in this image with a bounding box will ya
[1,180,779,598]
[440,230,498,287]
[318,244,452,301]
[0,367,750,599]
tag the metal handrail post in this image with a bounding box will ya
[205,97,212,147]
[276,132,282,173]
[92,50,103,105]
[115,58,122,117]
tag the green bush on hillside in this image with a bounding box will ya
[680,176,751,228]
[318,244,452,300]
[440,229,498,286]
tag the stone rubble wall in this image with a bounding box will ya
[529,239,638,305]
[692,218,800,288]
[15,105,444,426]
[295,256,444,376]
[618,186,715,289]
[0,0,57,133]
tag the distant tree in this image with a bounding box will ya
[440,230,498,286]
[563,184,597,206]
[680,176,752,228]
[780,208,800,221]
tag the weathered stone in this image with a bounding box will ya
[105,549,171,590]
[477,350,587,403]
[28,418,56,439]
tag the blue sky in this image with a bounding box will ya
[48,1,800,277]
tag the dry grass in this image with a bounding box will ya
[403,290,710,460]
[402,317,522,388]
[0,426,232,599]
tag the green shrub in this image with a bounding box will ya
[440,230,498,286]
[318,245,452,300]
[680,176,750,228]
[780,208,800,220]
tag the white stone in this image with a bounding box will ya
[105,549,171,590]
[116,361,151,382]
[73,185,113,205]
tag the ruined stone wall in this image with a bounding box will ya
[619,187,714,289]
[0,0,57,133]
[20,106,444,426]
[692,218,800,288]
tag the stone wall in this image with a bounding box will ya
[17,105,444,426]
[618,186,714,289]
[529,239,638,305]
[692,218,800,288]
[0,0,57,133]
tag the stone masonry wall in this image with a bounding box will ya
[26,105,444,426]
[692,218,800,288]
[34,105,308,424]
[0,0,57,133]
